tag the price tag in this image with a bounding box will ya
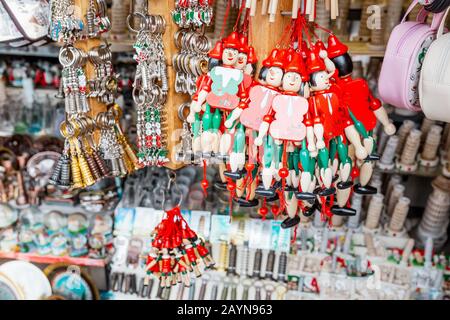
[209,215,231,243]
[114,207,135,237]
[248,219,272,250]
[181,209,191,226]
[270,220,291,252]
[132,207,162,237]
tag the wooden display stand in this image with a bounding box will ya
[74,0,295,171]
[74,0,107,124]
[148,0,187,170]
[147,0,294,170]
[250,0,292,62]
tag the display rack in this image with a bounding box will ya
[0,251,108,267]
[344,41,386,57]
[73,0,107,138]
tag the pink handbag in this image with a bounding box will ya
[378,0,447,111]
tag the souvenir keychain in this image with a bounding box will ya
[144,171,214,288]
[128,8,169,167]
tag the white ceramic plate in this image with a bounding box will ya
[0,272,23,299]
[0,260,52,300]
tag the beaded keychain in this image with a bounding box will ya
[128,8,170,167]
[50,0,136,191]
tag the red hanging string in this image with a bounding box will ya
[233,0,247,32]
[261,197,267,220]
[247,12,253,45]
[291,225,298,244]
[320,195,326,221]
[299,15,313,47]
[314,22,333,35]
[236,175,249,191]
[241,8,250,35]
[277,20,295,48]
[201,159,209,197]
[219,0,232,39]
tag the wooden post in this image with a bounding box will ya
[250,0,292,66]
[148,0,188,170]
[73,0,107,123]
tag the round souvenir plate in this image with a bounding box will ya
[44,263,99,300]
[0,261,52,300]
[0,271,23,300]
[0,203,18,228]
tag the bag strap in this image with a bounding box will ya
[431,9,448,30]
[437,6,450,37]
[401,0,422,23]
[401,0,448,30]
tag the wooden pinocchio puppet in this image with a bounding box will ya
[307,44,362,217]
[326,34,396,195]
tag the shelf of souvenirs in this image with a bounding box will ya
[375,163,444,179]
[5,86,58,96]
[0,38,384,59]
[50,36,135,53]
[343,41,385,57]
[0,44,59,59]
[0,251,109,267]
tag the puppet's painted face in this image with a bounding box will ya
[266,67,283,87]
[310,71,330,91]
[235,52,248,70]
[282,71,302,92]
[222,48,239,66]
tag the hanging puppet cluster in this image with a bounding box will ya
[145,206,215,288]
[186,13,396,228]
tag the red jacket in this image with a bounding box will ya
[333,75,381,131]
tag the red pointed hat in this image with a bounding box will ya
[263,48,285,68]
[208,41,223,59]
[314,40,326,53]
[238,33,249,53]
[327,34,348,59]
[284,51,305,74]
[300,41,310,60]
[222,31,240,50]
[247,46,258,64]
[306,46,326,75]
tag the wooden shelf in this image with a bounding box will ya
[344,41,386,57]
[375,165,442,178]
[0,251,108,267]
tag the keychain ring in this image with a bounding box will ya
[132,86,146,106]
[59,46,76,68]
[177,103,190,122]
[127,12,147,33]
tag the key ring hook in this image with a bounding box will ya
[177,103,190,122]
[127,12,147,33]
[155,170,183,210]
